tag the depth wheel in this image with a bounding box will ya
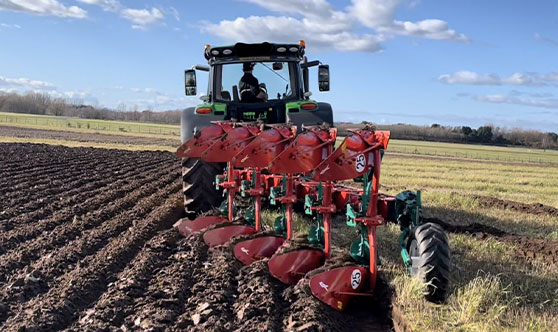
[408,222,450,303]
[181,158,225,218]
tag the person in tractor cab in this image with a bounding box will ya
[239,62,268,103]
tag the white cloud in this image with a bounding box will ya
[130,87,162,94]
[475,94,558,109]
[0,22,21,28]
[168,6,179,21]
[348,0,399,28]
[121,7,163,26]
[244,0,335,19]
[439,70,558,86]
[348,0,468,42]
[534,33,558,47]
[77,0,165,29]
[131,24,145,30]
[203,15,382,52]
[439,71,500,85]
[0,0,86,18]
[204,0,468,52]
[76,0,120,12]
[383,19,469,42]
[0,75,56,90]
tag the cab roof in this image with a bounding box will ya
[204,42,305,64]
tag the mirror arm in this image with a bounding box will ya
[192,64,209,72]
[301,60,321,68]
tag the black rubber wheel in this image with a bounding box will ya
[181,158,225,218]
[408,222,450,303]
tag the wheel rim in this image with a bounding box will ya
[409,239,419,276]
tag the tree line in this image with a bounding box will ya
[0,91,180,124]
[1,91,556,150]
[336,122,558,150]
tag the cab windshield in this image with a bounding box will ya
[214,61,301,102]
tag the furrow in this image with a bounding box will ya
[0,192,183,331]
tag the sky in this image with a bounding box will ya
[0,0,557,131]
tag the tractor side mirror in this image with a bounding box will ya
[184,69,197,96]
[318,65,330,92]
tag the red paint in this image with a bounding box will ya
[232,126,296,168]
[233,236,285,265]
[202,124,261,162]
[268,249,325,285]
[309,266,369,311]
[174,216,227,237]
[176,122,231,158]
[269,127,336,174]
[202,225,255,247]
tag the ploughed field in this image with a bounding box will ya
[0,143,391,332]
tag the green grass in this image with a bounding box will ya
[374,150,558,331]
[335,136,558,165]
[388,139,558,165]
[378,224,558,332]
[380,154,558,239]
[0,112,180,136]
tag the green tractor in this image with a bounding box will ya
[180,41,333,216]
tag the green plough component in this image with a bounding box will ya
[395,190,422,271]
[240,180,252,198]
[306,183,325,246]
[347,169,373,263]
[307,215,324,246]
[273,208,287,236]
[218,192,229,216]
[395,190,422,229]
[271,176,288,235]
[244,203,255,226]
[349,223,370,265]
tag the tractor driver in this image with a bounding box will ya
[239,62,268,103]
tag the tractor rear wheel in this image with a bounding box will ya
[408,222,450,303]
[181,158,225,218]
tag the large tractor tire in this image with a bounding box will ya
[181,158,225,218]
[408,222,450,303]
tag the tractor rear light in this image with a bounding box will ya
[211,49,220,55]
[196,107,212,114]
[277,47,287,52]
[223,49,232,55]
[301,103,318,111]
[289,47,299,52]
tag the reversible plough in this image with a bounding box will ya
[175,121,450,311]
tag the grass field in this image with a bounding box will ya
[0,112,180,136]
[3,111,558,165]
[2,115,557,331]
[387,139,558,165]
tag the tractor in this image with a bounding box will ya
[175,41,450,311]
[179,41,333,217]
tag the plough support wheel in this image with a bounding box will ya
[203,225,256,247]
[309,266,369,311]
[174,216,227,237]
[233,236,285,265]
[268,249,325,285]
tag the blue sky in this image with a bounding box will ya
[0,0,557,131]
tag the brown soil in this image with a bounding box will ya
[0,125,180,147]
[0,143,394,331]
[425,217,558,265]
[473,195,558,217]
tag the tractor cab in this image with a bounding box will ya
[181,41,333,142]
